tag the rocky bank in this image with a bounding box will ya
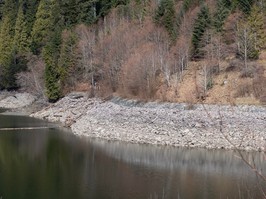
[0,91,48,113]
[31,92,266,151]
[0,92,36,109]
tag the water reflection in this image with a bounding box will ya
[0,108,7,113]
[0,115,265,199]
[90,139,265,175]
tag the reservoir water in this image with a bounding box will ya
[0,110,265,199]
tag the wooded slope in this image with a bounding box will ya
[0,0,265,104]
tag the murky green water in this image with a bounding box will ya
[0,112,265,199]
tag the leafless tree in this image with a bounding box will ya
[236,22,256,74]
[76,25,97,96]
[16,54,45,97]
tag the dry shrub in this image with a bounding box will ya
[224,12,242,45]
[209,64,220,75]
[95,17,160,94]
[16,55,45,97]
[253,76,266,104]
[234,82,252,98]
[259,51,266,60]
[195,86,207,101]
[74,83,90,92]
[239,68,255,78]
[240,63,264,78]
[184,91,197,110]
[121,43,160,99]
[226,59,242,72]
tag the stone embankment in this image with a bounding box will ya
[31,92,266,151]
[0,92,36,109]
[0,91,49,114]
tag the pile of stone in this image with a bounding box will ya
[32,92,266,151]
[0,92,36,109]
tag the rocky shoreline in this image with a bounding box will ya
[0,91,48,114]
[30,92,266,151]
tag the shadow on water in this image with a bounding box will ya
[0,114,53,129]
[0,114,265,199]
[0,108,7,113]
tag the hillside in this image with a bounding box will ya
[0,0,265,105]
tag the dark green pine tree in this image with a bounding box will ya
[154,0,176,41]
[182,0,193,11]
[14,1,31,54]
[0,0,5,21]
[213,0,232,32]
[75,0,127,25]
[24,0,40,36]
[0,0,19,89]
[43,29,62,102]
[237,0,254,14]
[58,31,77,93]
[191,4,211,58]
[112,0,129,7]
[58,0,78,27]
[96,0,127,17]
[31,0,57,54]
[175,0,203,39]
[42,0,63,102]
[12,0,39,83]
[96,0,113,17]
[247,5,266,52]
[76,0,97,25]
[222,0,233,8]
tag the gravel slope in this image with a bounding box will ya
[0,92,36,109]
[31,92,266,151]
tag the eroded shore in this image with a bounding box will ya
[28,92,266,151]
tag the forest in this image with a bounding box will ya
[0,0,265,104]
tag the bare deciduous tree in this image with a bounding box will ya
[16,54,45,97]
[76,25,97,96]
[236,22,257,75]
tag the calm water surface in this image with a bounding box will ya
[0,111,265,199]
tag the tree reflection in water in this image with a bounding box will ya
[0,115,265,199]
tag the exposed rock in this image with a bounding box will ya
[67,92,88,99]
[0,92,36,109]
[31,94,266,151]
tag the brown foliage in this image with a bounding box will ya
[121,42,161,99]
[239,63,264,78]
[54,1,265,105]
[234,82,252,98]
[74,83,90,92]
[253,75,266,103]
[226,59,242,72]
[224,12,242,45]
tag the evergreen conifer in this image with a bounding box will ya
[0,0,18,89]
[58,31,77,92]
[31,0,56,53]
[247,5,266,50]
[155,0,176,41]
[191,4,211,58]
[76,0,97,25]
[14,2,31,53]
[237,0,254,14]
[43,29,62,102]
[213,0,232,32]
